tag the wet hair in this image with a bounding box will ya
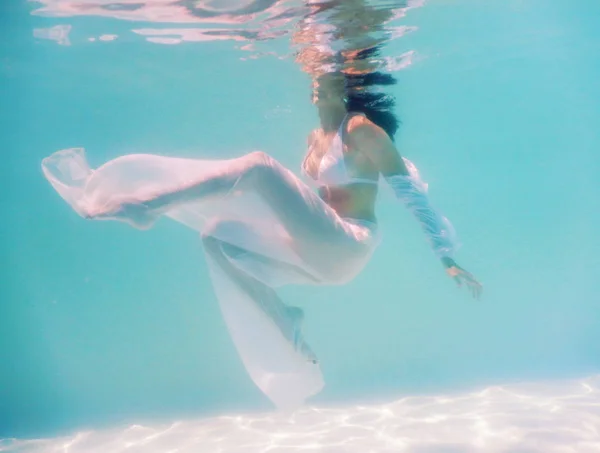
[344,72,400,140]
[342,46,401,140]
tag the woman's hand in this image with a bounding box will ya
[441,257,483,300]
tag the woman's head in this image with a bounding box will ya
[312,72,347,109]
[312,71,400,139]
[311,72,349,130]
[311,45,400,139]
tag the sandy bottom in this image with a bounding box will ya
[4,375,600,453]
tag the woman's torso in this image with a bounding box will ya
[302,113,380,222]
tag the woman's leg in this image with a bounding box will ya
[201,223,325,409]
[202,233,317,363]
[41,148,367,408]
[99,151,372,281]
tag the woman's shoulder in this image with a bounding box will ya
[346,112,389,144]
[347,111,374,132]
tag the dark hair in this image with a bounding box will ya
[341,46,401,140]
[344,72,400,140]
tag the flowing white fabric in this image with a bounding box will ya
[41,147,379,409]
[385,157,460,259]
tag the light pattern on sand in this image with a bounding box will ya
[4,375,600,453]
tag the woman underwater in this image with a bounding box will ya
[42,0,482,405]
[41,67,481,409]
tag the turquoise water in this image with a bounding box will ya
[2,0,600,450]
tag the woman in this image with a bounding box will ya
[41,70,480,409]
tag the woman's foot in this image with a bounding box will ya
[286,306,318,364]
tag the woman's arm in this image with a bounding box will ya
[348,116,457,258]
[348,117,482,298]
[302,129,319,178]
